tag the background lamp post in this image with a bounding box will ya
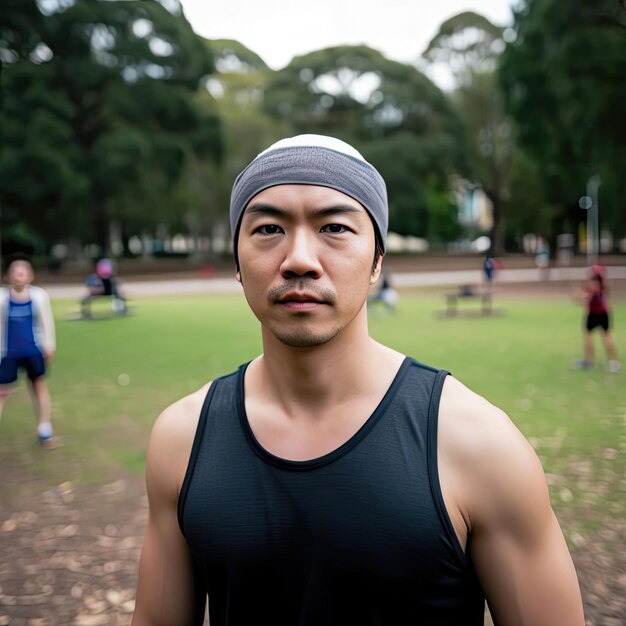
[578,174,601,266]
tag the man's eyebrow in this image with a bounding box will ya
[245,203,364,218]
[316,205,364,217]
[245,203,287,217]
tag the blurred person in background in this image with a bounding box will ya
[81,257,127,318]
[535,243,551,281]
[368,268,398,312]
[574,267,620,372]
[483,253,495,288]
[0,255,56,447]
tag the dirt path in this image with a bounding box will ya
[1,471,146,626]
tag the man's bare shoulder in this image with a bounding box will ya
[152,382,212,441]
[146,382,212,493]
[439,376,548,527]
[439,375,531,459]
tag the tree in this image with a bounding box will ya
[0,0,222,257]
[499,0,626,245]
[1,2,91,253]
[503,149,555,250]
[423,12,519,254]
[208,38,270,73]
[190,38,290,260]
[453,70,514,253]
[422,10,506,82]
[263,45,465,239]
[0,0,47,62]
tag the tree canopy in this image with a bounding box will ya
[423,10,505,81]
[1,2,623,262]
[0,0,222,256]
[499,0,626,239]
[422,11,518,253]
[262,45,464,238]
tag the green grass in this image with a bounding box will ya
[370,294,626,538]
[1,292,624,536]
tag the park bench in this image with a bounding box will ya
[79,273,128,319]
[441,285,494,317]
[80,293,128,319]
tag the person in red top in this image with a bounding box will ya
[575,270,620,372]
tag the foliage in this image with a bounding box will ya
[363,132,461,237]
[423,10,505,82]
[264,45,459,141]
[2,3,624,255]
[452,70,514,252]
[0,0,222,255]
[207,38,269,73]
[190,39,291,256]
[422,12,518,253]
[503,149,555,249]
[263,45,465,239]
[499,0,626,240]
[0,59,90,248]
[424,180,463,244]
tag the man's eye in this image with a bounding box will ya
[256,225,282,235]
[321,224,348,234]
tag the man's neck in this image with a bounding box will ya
[251,315,403,418]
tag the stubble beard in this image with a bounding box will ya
[270,321,344,348]
[264,280,344,348]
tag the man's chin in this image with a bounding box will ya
[271,326,342,349]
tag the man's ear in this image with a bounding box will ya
[370,255,383,284]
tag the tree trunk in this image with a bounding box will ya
[93,204,109,256]
[487,193,506,256]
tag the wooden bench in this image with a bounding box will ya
[80,294,128,319]
[442,286,494,317]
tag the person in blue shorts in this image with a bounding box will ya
[0,256,57,447]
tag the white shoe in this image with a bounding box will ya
[608,360,621,373]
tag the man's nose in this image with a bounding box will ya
[279,230,323,278]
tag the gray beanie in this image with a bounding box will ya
[230,134,388,259]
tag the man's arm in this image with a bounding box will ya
[132,386,210,626]
[440,377,585,626]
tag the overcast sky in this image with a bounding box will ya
[180,0,516,73]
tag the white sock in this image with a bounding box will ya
[38,422,53,439]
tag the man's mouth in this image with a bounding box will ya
[276,292,327,311]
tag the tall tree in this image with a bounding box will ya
[453,70,514,253]
[422,10,506,82]
[192,38,289,260]
[0,0,222,256]
[263,45,465,239]
[499,0,626,244]
[423,12,517,254]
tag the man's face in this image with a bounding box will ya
[237,185,382,348]
[8,261,33,289]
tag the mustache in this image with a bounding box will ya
[267,281,336,305]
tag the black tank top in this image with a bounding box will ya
[178,357,485,625]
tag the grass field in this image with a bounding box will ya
[1,292,624,542]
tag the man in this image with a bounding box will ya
[0,256,56,447]
[132,135,584,625]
